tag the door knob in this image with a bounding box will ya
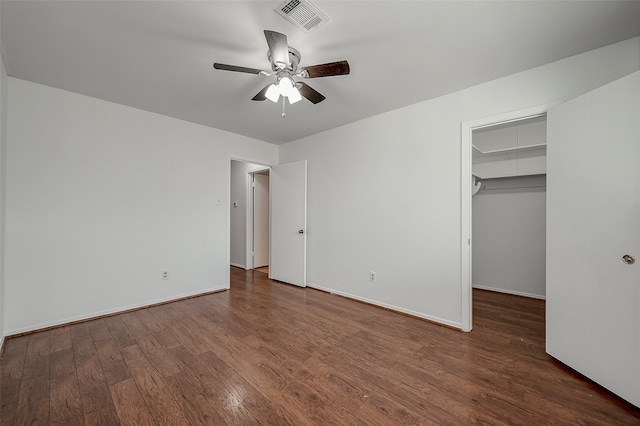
[622,254,635,264]
[298,229,304,234]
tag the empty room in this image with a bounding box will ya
[0,1,639,424]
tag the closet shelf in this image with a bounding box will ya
[472,143,546,155]
[473,170,546,180]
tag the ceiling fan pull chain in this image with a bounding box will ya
[282,96,287,118]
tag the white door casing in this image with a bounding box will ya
[546,70,640,407]
[270,160,307,287]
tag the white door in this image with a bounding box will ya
[270,160,307,287]
[253,173,270,268]
[546,70,639,407]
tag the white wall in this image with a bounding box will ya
[4,78,277,334]
[229,160,266,268]
[279,37,640,329]
[473,176,546,298]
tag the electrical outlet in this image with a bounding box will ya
[161,270,169,280]
[369,271,376,283]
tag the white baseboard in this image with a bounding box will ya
[230,262,246,269]
[5,286,228,336]
[0,334,5,352]
[472,284,545,300]
[307,283,462,330]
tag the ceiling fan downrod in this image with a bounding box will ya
[282,96,287,118]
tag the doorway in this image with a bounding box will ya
[229,160,270,271]
[461,105,550,331]
[250,170,270,274]
[229,158,308,287]
[471,115,547,299]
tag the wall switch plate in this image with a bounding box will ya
[161,270,169,280]
[369,271,376,283]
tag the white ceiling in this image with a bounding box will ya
[2,1,640,144]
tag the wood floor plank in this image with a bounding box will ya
[13,377,50,425]
[1,266,639,425]
[70,334,96,360]
[165,370,229,425]
[21,331,51,381]
[168,345,260,425]
[197,350,300,426]
[68,322,91,339]
[121,344,190,425]
[103,316,136,349]
[184,323,259,374]
[134,308,183,350]
[93,338,131,386]
[13,333,51,424]
[133,334,182,377]
[173,323,212,355]
[301,356,367,410]
[109,377,155,425]
[50,348,84,426]
[73,335,120,425]
[50,326,73,353]
[0,335,29,425]
[88,318,132,389]
[87,319,112,344]
[50,373,84,426]
[234,362,317,426]
[118,312,150,341]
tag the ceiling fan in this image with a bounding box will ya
[213,30,350,116]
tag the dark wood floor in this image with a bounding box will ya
[2,267,639,425]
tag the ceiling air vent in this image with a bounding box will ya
[274,0,329,33]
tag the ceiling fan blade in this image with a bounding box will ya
[300,60,350,78]
[264,30,290,69]
[297,82,326,104]
[251,84,272,101]
[213,63,263,75]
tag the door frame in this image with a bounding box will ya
[460,104,552,332]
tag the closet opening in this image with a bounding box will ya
[471,115,547,321]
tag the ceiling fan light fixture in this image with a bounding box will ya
[278,76,294,96]
[277,76,301,103]
[265,84,280,102]
[288,87,302,104]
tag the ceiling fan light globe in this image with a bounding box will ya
[278,77,294,96]
[288,87,302,104]
[265,84,280,102]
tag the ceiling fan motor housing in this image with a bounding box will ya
[269,47,301,73]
